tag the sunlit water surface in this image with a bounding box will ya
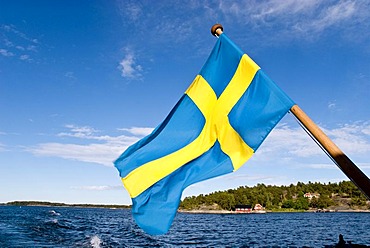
[0,206,369,247]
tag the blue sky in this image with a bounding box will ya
[1,0,369,205]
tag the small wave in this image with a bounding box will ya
[90,235,101,248]
[49,210,61,216]
[44,219,74,230]
[43,219,58,225]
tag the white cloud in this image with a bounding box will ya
[16,45,25,51]
[57,124,138,144]
[117,127,153,136]
[4,38,14,47]
[28,142,126,166]
[111,0,370,49]
[305,163,337,169]
[19,54,31,61]
[71,185,122,191]
[308,0,357,32]
[58,124,98,138]
[324,123,370,154]
[118,49,142,79]
[1,24,39,60]
[358,162,370,169]
[223,173,277,182]
[27,45,37,52]
[217,0,369,41]
[0,133,9,152]
[115,1,205,50]
[256,123,322,159]
[112,0,369,57]
[64,71,76,79]
[0,49,14,57]
[1,24,39,44]
[27,124,143,166]
[363,127,370,136]
[248,0,319,20]
[328,101,336,110]
[0,143,7,152]
[256,121,370,161]
[26,120,370,170]
[118,1,142,21]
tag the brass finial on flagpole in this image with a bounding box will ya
[209,24,370,199]
[211,24,223,37]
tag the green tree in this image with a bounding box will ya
[309,197,319,208]
[294,197,309,210]
[317,194,333,209]
[350,197,366,207]
[216,192,235,210]
[282,199,295,208]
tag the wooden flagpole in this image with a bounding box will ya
[211,24,370,199]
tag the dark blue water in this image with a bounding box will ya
[0,206,369,247]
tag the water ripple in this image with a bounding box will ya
[0,206,369,247]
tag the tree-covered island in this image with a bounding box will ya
[2,181,369,212]
[179,181,370,212]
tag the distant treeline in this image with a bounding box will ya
[3,201,130,209]
[3,181,369,212]
[180,181,369,211]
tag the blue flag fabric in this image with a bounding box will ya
[114,33,295,235]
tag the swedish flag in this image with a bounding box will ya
[114,33,294,235]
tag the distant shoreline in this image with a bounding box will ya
[0,201,130,209]
[178,209,266,214]
[2,201,369,213]
[178,209,370,214]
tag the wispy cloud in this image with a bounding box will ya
[57,124,139,144]
[239,0,320,21]
[26,120,370,169]
[117,1,143,21]
[1,24,39,61]
[64,71,76,80]
[307,0,356,33]
[114,0,370,58]
[58,124,99,139]
[256,123,321,159]
[71,185,122,191]
[117,1,196,40]
[27,124,141,166]
[0,132,8,152]
[255,121,370,161]
[217,0,370,42]
[0,48,14,57]
[26,45,37,52]
[117,127,153,136]
[118,48,143,79]
[28,142,126,166]
[19,54,32,61]
[1,24,39,44]
[0,143,7,152]
[358,162,370,169]
[305,163,337,169]
[328,101,337,110]
[324,122,370,154]
[223,173,277,182]
[362,126,370,136]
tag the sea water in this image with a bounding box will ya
[0,206,369,247]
